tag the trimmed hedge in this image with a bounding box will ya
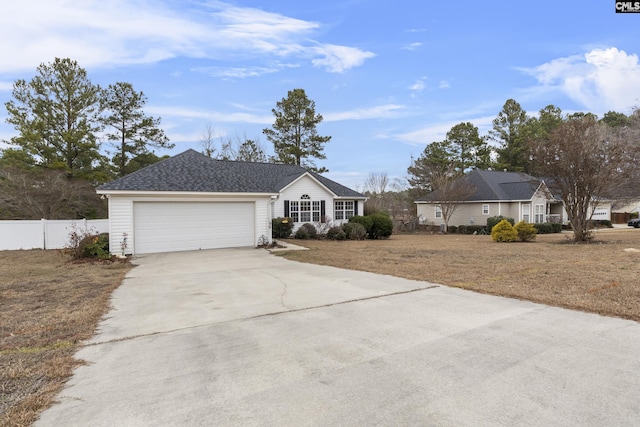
[487,215,514,230]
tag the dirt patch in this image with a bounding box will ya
[276,229,640,321]
[0,250,132,426]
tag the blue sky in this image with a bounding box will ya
[1,1,639,190]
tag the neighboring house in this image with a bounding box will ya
[97,149,366,255]
[415,169,606,227]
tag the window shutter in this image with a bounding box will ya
[354,200,358,216]
[284,200,290,217]
[321,200,326,217]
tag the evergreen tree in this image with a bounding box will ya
[263,89,330,173]
[4,58,103,177]
[490,99,529,171]
[101,82,172,177]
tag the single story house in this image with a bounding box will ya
[415,169,611,227]
[97,149,366,255]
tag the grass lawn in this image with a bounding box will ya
[277,228,640,322]
[0,250,132,427]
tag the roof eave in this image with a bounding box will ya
[96,189,278,198]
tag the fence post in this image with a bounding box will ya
[41,218,47,249]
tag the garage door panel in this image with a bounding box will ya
[134,202,254,254]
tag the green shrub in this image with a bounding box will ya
[457,225,467,234]
[487,215,514,230]
[326,226,346,240]
[491,219,517,242]
[551,223,562,233]
[295,227,310,239]
[369,213,393,239]
[81,233,111,259]
[272,217,293,238]
[534,223,553,234]
[349,215,373,235]
[343,222,367,240]
[297,223,318,239]
[514,221,537,242]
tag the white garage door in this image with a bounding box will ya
[134,202,255,254]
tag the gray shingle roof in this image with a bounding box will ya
[97,149,365,198]
[417,169,542,202]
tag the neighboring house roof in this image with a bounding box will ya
[416,169,547,203]
[97,149,365,198]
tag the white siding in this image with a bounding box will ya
[108,197,134,255]
[254,199,271,244]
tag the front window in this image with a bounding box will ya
[335,200,355,220]
[535,204,545,223]
[435,204,442,219]
[291,198,321,223]
[482,204,489,215]
[523,204,530,222]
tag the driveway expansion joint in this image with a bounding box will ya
[84,284,440,347]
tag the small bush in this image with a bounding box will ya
[457,225,467,234]
[487,216,514,230]
[78,233,111,259]
[298,223,318,239]
[326,226,346,240]
[551,223,562,233]
[349,215,373,235]
[272,217,293,238]
[491,219,517,242]
[594,220,612,228]
[514,221,537,242]
[369,213,393,239]
[295,227,310,239]
[448,225,457,234]
[343,222,367,240]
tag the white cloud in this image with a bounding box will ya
[397,115,495,146]
[147,106,272,125]
[409,80,425,92]
[311,44,376,73]
[402,42,423,51]
[521,47,640,112]
[0,0,374,74]
[0,81,13,91]
[324,104,405,121]
[439,80,450,89]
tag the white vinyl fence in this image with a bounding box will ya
[0,219,109,251]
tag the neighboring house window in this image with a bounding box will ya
[335,201,355,220]
[435,204,442,219]
[523,204,530,222]
[482,204,489,215]
[535,204,545,223]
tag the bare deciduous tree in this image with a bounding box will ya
[430,167,475,232]
[0,167,106,219]
[529,115,633,242]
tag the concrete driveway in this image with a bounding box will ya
[37,248,640,426]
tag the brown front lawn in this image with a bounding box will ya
[0,250,132,427]
[276,229,640,321]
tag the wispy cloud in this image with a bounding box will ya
[324,104,405,121]
[396,115,495,146]
[439,80,450,89]
[147,105,272,125]
[0,0,374,74]
[311,44,376,73]
[409,78,427,97]
[402,42,423,51]
[519,47,640,113]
